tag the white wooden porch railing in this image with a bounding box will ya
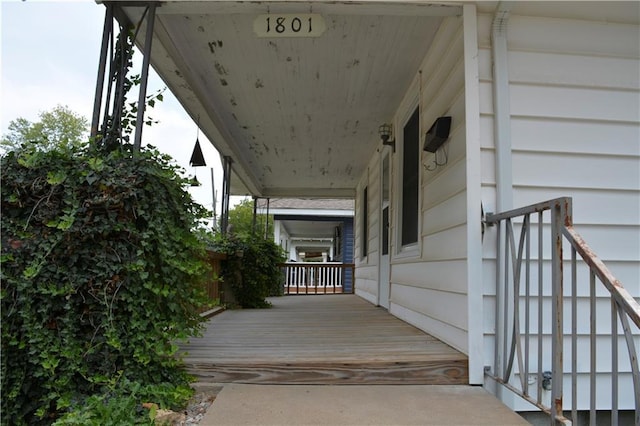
[279,262,355,295]
[484,197,640,425]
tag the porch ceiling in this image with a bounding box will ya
[115,1,460,198]
[279,219,340,240]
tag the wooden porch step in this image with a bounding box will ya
[181,295,468,385]
[185,358,468,385]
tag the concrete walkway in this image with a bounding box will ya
[199,384,530,425]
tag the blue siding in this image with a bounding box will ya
[342,218,354,292]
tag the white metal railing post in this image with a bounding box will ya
[570,245,578,423]
[537,211,544,409]
[611,299,619,426]
[550,200,565,421]
[485,197,638,424]
[494,220,503,381]
[590,271,597,424]
[494,219,504,381]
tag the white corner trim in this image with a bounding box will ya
[463,2,484,386]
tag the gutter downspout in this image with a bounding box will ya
[492,2,513,212]
[491,1,513,407]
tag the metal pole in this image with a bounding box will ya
[221,158,228,234]
[550,200,565,422]
[252,197,258,234]
[133,2,157,151]
[91,3,113,140]
[265,198,270,239]
[495,220,504,380]
[210,168,217,232]
[221,156,232,235]
[537,212,544,406]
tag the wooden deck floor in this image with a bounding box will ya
[181,295,468,385]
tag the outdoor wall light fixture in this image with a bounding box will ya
[423,116,451,153]
[423,116,451,171]
[378,123,395,152]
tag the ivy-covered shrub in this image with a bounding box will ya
[1,143,211,424]
[211,234,285,308]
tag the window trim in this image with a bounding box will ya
[394,99,421,259]
[381,153,390,257]
[401,107,420,247]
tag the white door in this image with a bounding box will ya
[379,152,391,308]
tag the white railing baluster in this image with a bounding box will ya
[280,263,355,295]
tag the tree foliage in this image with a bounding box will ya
[1,142,211,424]
[211,233,285,309]
[1,105,89,153]
[227,198,274,237]
[207,198,284,308]
[1,19,205,423]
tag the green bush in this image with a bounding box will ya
[1,143,211,424]
[211,234,285,308]
[52,377,192,426]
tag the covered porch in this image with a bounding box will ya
[181,294,467,385]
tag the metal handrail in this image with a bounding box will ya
[484,197,640,425]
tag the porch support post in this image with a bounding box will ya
[463,3,485,385]
[211,168,217,232]
[91,3,114,141]
[264,198,270,239]
[273,219,281,246]
[252,196,258,234]
[133,2,158,151]
[221,156,232,235]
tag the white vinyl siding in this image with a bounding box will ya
[479,10,640,410]
[389,15,472,356]
[355,157,381,304]
[352,3,638,400]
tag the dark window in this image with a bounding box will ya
[402,108,420,246]
[382,206,389,255]
[382,154,390,256]
[361,186,368,258]
[333,225,343,260]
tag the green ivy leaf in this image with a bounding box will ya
[87,157,104,171]
[47,170,67,185]
[23,263,41,279]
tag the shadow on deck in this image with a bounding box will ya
[181,295,468,385]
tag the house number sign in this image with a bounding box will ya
[253,14,326,38]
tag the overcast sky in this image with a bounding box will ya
[1,0,235,215]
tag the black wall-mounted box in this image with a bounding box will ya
[423,116,451,153]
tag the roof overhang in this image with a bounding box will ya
[111,1,462,197]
